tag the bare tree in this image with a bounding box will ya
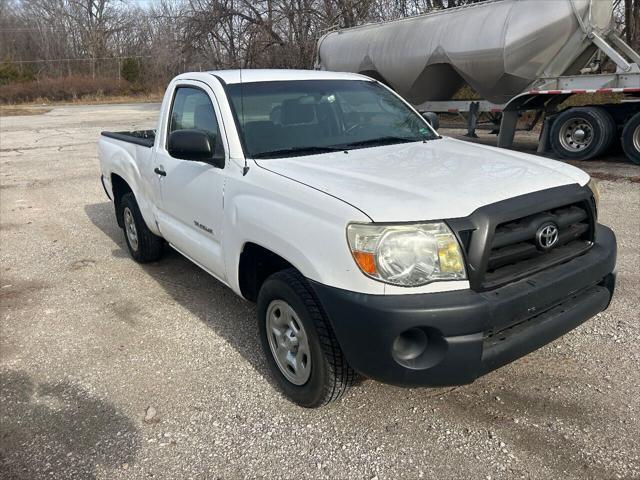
[64,0,130,77]
[1,0,638,91]
[624,0,639,50]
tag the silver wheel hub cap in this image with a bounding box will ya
[123,207,139,251]
[559,118,594,152]
[634,125,640,153]
[266,300,311,385]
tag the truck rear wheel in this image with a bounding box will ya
[119,192,164,263]
[257,269,356,407]
[621,112,640,165]
[550,107,611,160]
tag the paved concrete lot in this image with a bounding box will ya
[1,104,639,479]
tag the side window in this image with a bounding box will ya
[169,86,222,152]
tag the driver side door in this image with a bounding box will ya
[154,82,228,281]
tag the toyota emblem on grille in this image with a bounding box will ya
[536,222,559,250]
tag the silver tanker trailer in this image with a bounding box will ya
[316,0,640,164]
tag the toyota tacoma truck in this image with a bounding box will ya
[98,70,617,408]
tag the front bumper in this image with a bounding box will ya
[310,224,617,387]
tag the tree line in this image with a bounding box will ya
[0,0,638,93]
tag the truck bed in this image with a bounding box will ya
[101,130,155,148]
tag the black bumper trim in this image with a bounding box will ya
[310,225,616,387]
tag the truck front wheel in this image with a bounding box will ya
[119,192,164,263]
[622,112,640,165]
[257,269,356,407]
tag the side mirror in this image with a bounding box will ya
[421,112,439,131]
[168,129,225,168]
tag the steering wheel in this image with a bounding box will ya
[344,123,366,136]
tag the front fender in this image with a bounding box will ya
[221,165,383,296]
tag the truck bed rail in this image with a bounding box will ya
[101,130,155,148]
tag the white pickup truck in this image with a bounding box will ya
[99,70,617,407]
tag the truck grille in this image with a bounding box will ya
[480,202,594,290]
[447,186,598,293]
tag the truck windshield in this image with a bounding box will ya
[226,80,438,159]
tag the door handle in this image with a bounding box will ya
[154,167,166,177]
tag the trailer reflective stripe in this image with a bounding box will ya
[527,87,640,95]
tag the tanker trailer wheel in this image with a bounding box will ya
[593,107,617,155]
[550,107,612,161]
[621,112,640,165]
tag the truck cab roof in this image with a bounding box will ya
[174,69,370,85]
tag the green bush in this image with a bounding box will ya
[121,58,141,84]
[0,61,35,86]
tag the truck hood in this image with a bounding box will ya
[254,137,590,222]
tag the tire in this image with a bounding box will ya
[257,269,356,407]
[592,107,617,156]
[549,107,609,160]
[119,192,164,263]
[621,112,640,165]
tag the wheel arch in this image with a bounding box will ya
[111,173,133,228]
[237,242,304,302]
[108,169,161,237]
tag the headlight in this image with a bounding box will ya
[347,222,466,287]
[588,178,600,214]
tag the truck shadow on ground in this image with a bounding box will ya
[0,370,139,480]
[84,201,277,389]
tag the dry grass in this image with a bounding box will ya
[24,92,164,106]
[0,106,52,116]
[560,92,622,108]
[0,76,163,105]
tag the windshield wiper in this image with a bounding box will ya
[338,136,423,150]
[252,146,345,159]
